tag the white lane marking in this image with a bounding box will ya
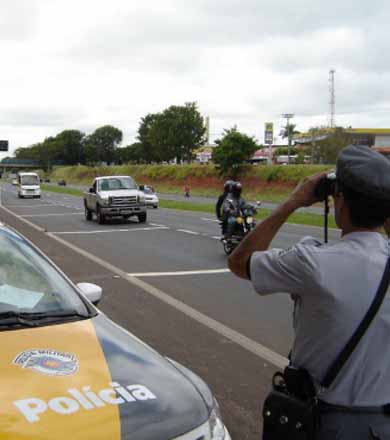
[53,226,169,235]
[149,222,168,227]
[201,217,219,223]
[21,212,84,218]
[128,269,230,277]
[5,204,55,208]
[212,236,222,240]
[0,202,288,369]
[177,229,200,235]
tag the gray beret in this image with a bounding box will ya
[336,145,390,201]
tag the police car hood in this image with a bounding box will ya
[0,314,210,440]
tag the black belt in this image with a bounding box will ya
[319,400,390,415]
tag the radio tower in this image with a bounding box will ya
[329,69,336,128]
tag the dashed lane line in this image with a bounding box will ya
[21,212,84,218]
[201,217,219,223]
[0,198,288,369]
[128,269,230,277]
[177,229,200,235]
[53,226,170,235]
[5,204,56,208]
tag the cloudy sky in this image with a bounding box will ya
[1,0,389,154]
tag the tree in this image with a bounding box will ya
[281,123,300,140]
[137,113,161,163]
[87,125,123,164]
[55,130,85,165]
[116,143,145,164]
[212,128,259,178]
[275,147,298,156]
[318,127,353,164]
[307,126,352,164]
[146,102,206,163]
[15,137,62,170]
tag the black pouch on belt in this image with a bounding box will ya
[262,367,319,440]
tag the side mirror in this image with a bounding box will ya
[139,184,144,191]
[77,282,102,305]
[89,187,94,193]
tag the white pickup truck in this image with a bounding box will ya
[83,176,147,224]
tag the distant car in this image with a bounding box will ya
[0,224,231,440]
[58,180,67,186]
[141,185,159,209]
[12,179,17,186]
[44,178,50,183]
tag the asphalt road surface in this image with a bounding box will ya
[0,183,340,439]
[48,181,325,214]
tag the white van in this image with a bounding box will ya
[17,172,41,199]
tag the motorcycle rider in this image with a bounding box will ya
[223,181,247,238]
[216,180,234,236]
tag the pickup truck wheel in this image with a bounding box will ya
[97,206,105,224]
[138,212,147,223]
[85,206,92,221]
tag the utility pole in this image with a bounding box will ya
[204,116,210,145]
[329,69,336,128]
[282,113,294,164]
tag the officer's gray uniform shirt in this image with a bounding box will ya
[250,232,390,406]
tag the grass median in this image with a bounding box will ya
[41,184,336,229]
[41,184,84,197]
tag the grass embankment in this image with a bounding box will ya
[48,164,332,204]
[40,184,336,229]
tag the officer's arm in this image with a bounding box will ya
[228,172,326,279]
[228,201,297,279]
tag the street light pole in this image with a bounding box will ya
[282,113,294,164]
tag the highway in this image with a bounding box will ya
[0,183,340,439]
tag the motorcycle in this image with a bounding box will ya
[220,200,260,255]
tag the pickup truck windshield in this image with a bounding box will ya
[20,176,39,186]
[99,177,136,191]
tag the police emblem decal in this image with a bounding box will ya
[13,349,79,376]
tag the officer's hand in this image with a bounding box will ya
[287,172,327,208]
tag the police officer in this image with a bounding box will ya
[228,145,390,439]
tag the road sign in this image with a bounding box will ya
[0,140,8,151]
[264,123,273,145]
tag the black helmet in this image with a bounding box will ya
[224,180,234,193]
[232,181,242,197]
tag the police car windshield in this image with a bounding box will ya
[0,230,91,324]
[99,177,136,191]
[20,175,39,186]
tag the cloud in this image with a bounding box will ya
[0,0,42,42]
[0,0,390,152]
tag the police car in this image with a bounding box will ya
[0,225,231,440]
